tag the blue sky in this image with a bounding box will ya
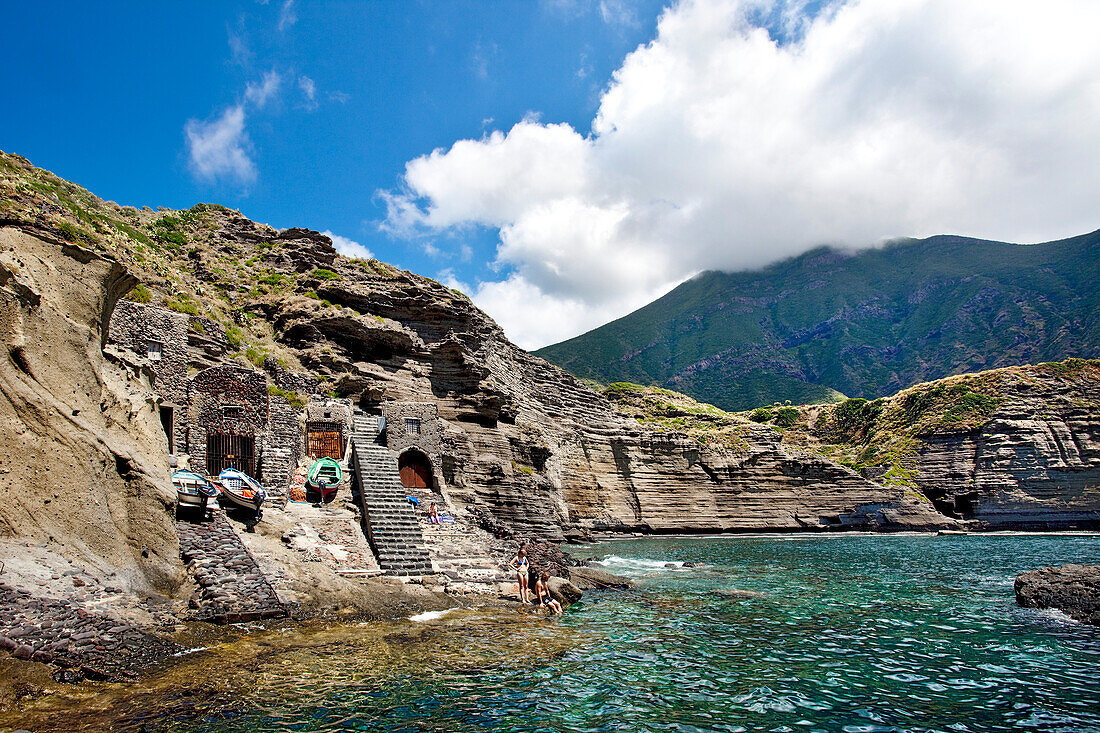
[0,0,664,281]
[3,1,1098,349]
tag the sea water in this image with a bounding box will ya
[8,534,1099,732]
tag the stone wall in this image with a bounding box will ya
[382,401,444,489]
[106,301,190,450]
[186,365,269,475]
[266,355,321,396]
[263,396,303,495]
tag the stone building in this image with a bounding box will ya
[381,402,443,492]
[186,365,269,479]
[305,399,354,460]
[106,300,189,452]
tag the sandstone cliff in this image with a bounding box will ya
[0,223,183,595]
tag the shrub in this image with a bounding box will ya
[604,382,647,394]
[312,268,341,281]
[166,297,199,316]
[258,273,286,286]
[267,384,305,410]
[56,220,93,244]
[832,398,883,441]
[127,283,152,303]
[749,407,773,423]
[245,347,264,368]
[225,326,244,349]
[774,406,800,427]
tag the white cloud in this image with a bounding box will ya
[277,0,297,32]
[323,231,373,260]
[244,69,282,108]
[599,0,639,28]
[298,75,317,110]
[383,0,1100,349]
[184,105,256,185]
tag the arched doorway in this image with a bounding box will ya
[398,451,432,490]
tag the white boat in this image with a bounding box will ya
[172,470,217,510]
[216,468,266,512]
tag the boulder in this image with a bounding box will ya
[569,567,634,590]
[709,588,769,599]
[1015,564,1100,626]
[546,577,583,605]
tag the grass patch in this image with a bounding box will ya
[268,384,305,410]
[311,268,341,281]
[127,283,152,304]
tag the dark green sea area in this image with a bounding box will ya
[10,534,1100,732]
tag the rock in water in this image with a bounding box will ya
[546,578,583,605]
[1015,564,1100,626]
[569,567,634,590]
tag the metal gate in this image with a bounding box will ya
[206,431,256,477]
[307,422,344,459]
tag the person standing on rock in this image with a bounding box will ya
[510,547,531,603]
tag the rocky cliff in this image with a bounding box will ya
[770,359,1100,529]
[2,150,1098,553]
[0,151,958,544]
[0,222,183,595]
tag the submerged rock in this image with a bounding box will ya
[1015,564,1100,626]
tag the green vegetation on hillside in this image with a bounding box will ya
[536,234,1100,411]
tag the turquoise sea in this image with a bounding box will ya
[13,534,1100,732]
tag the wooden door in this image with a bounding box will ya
[398,453,431,489]
[307,422,344,459]
[206,432,255,477]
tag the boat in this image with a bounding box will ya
[172,469,218,510]
[216,467,266,512]
[306,457,343,501]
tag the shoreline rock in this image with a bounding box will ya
[1015,564,1100,626]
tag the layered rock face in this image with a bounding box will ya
[250,234,950,536]
[0,225,183,594]
[909,365,1100,528]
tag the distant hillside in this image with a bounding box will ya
[536,232,1100,411]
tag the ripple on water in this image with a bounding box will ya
[4,534,1100,733]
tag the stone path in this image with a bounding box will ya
[281,501,382,577]
[0,582,179,681]
[177,513,287,624]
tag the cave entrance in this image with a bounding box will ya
[954,492,979,518]
[307,421,344,459]
[206,431,255,478]
[159,405,174,454]
[398,450,433,490]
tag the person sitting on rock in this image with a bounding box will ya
[509,547,531,604]
[535,571,563,616]
[428,502,441,523]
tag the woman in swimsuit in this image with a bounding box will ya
[509,547,531,603]
[535,572,563,615]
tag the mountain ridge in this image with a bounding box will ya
[536,231,1100,411]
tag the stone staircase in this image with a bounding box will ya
[420,519,512,595]
[349,412,433,575]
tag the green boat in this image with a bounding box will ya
[306,457,343,500]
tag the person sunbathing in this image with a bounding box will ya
[428,502,441,523]
[535,571,563,616]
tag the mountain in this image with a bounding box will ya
[535,233,1100,411]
